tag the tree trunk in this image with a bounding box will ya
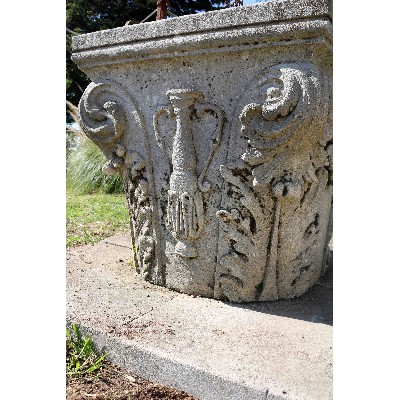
[156,0,167,20]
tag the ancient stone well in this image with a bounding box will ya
[72,0,333,302]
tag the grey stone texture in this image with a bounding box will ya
[72,0,333,302]
[67,235,333,400]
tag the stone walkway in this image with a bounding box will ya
[67,235,332,400]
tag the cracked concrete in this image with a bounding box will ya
[102,235,134,249]
[67,235,332,400]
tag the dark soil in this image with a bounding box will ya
[66,360,197,400]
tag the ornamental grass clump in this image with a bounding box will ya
[66,136,124,194]
[66,99,124,194]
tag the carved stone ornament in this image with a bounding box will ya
[78,81,163,285]
[153,89,224,259]
[72,0,332,302]
[216,63,332,302]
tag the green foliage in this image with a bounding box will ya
[66,192,130,247]
[66,137,124,194]
[66,324,107,377]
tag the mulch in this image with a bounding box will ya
[66,360,197,400]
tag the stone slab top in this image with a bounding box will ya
[67,235,333,400]
[72,0,332,53]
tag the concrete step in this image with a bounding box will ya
[67,235,332,400]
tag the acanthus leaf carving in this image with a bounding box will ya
[217,62,331,302]
[216,161,271,302]
[239,64,327,180]
[125,151,155,281]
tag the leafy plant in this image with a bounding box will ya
[66,324,107,377]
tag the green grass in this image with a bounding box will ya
[66,191,130,247]
[66,324,107,378]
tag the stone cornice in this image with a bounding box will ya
[72,0,332,69]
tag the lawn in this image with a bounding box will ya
[66,192,130,247]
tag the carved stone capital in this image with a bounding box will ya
[72,0,332,302]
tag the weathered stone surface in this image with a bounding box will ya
[67,235,333,400]
[72,0,333,302]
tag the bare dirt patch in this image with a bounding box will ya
[66,360,197,400]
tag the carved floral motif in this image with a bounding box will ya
[125,152,155,281]
[217,63,332,302]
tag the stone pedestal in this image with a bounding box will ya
[72,0,332,302]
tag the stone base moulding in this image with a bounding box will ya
[72,0,333,302]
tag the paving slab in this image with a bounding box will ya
[67,235,332,400]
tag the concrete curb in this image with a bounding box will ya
[67,235,332,400]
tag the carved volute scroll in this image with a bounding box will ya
[217,63,332,302]
[153,89,224,259]
[78,81,161,284]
